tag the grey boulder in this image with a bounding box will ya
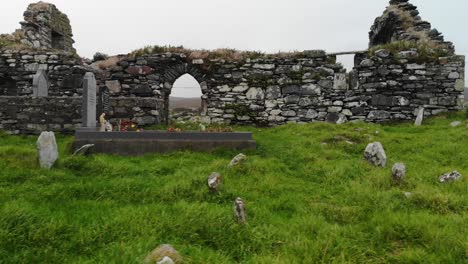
[439,171,462,183]
[392,163,406,181]
[144,244,182,264]
[450,121,462,127]
[364,142,387,167]
[228,153,247,167]
[207,172,222,192]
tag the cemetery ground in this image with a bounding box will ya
[0,112,467,263]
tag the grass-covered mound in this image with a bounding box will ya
[0,113,466,263]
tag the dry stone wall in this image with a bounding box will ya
[102,51,350,126]
[351,52,465,122]
[0,96,81,134]
[0,48,165,134]
[0,49,85,96]
[0,95,164,134]
[0,0,465,134]
[101,49,464,125]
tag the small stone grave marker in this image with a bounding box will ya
[32,69,49,97]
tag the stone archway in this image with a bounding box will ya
[161,63,209,124]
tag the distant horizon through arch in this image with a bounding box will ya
[169,73,203,114]
[170,73,202,99]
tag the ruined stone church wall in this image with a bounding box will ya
[102,49,464,126]
[20,2,75,52]
[0,49,164,134]
[0,95,164,134]
[0,96,82,134]
[0,0,465,134]
[369,0,454,53]
[352,52,464,122]
[101,51,352,126]
[0,49,84,96]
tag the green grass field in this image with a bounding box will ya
[0,113,467,263]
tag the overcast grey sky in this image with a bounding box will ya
[1,0,466,97]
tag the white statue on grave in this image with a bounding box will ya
[105,121,113,132]
[99,113,107,132]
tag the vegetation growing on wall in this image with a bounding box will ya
[369,40,450,63]
[49,9,73,36]
[0,31,29,50]
[130,45,320,61]
[385,5,415,30]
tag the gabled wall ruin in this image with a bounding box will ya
[369,0,454,53]
[20,2,75,52]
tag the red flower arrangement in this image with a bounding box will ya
[119,119,143,132]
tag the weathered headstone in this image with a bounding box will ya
[392,163,406,182]
[36,131,58,169]
[207,172,222,192]
[364,142,387,167]
[32,69,49,97]
[228,153,247,167]
[234,197,247,224]
[414,107,424,126]
[82,72,97,128]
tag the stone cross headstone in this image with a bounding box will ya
[32,69,49,97]
[233,197,247,224]
[82,72,97,128]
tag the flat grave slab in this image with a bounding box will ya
[73,130,256,155]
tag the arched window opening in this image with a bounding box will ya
[169,73,203,123]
